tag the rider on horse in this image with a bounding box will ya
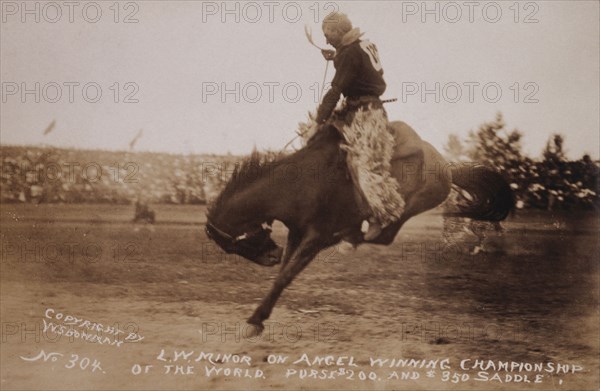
[315,12,404,240]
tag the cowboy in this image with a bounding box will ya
[315,12,404,241]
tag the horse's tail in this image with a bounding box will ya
[445,163,514,221]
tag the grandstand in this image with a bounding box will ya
[1,145,598,209]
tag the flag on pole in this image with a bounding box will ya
[43,120,56,135]
[129,129,143,150]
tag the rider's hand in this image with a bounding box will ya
[321,49,335,61]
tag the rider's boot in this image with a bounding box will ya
[362,218,383,241]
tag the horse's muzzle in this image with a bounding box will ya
[251,245,283,267]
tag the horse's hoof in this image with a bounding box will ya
[337,240,356,255]
[245,321,264,338]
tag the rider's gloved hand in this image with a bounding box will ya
[321,49,335,61]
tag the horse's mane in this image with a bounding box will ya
[207,126,342,218]
[207,150,282,217]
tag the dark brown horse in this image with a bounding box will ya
[206,121,513,333]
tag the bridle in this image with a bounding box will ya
[205,218,276,259]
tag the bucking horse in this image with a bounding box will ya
[205,121,514,333]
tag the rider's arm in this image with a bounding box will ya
[316,86,341,124]
[315,48,359,124]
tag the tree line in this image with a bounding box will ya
[444,113,598,210]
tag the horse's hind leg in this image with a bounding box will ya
[247,228,324,333]
[366,184,450,246]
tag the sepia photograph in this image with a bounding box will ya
[1,1,599,389]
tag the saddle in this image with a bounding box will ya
[305,117,426,205]
[387,121,426,196]
[330,118,425,222]
[388,121,424,161]
[329,119,423,160]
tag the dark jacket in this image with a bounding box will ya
[316,29,387,123]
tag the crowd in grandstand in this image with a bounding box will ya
[1,142,598,210]
[1,146,231,205]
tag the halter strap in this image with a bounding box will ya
[206,219,272,245]
[206,219,248,244]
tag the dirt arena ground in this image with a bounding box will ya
[1,204,598,390]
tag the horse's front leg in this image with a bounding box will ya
[247,229,322,333]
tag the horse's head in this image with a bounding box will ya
[205,218,283,266]
[205,152,284,266]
